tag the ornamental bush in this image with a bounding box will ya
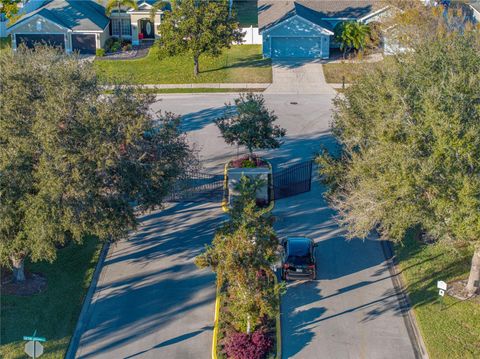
[224,329,273,359]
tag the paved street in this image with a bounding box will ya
[73,90,419,358]
[75,202,224,358]
[274,179,418,359]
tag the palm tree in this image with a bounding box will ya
[335,21,370,58]
[104,0,138,42]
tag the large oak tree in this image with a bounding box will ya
[317,24,480,295]
[0,46,193,282]
[156,0,243,76]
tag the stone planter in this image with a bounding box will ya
[222,157,274,211]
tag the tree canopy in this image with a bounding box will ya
[215,93,286,157]
[156,0,243,76]
[317,26,480,295]
[0,46,193,282]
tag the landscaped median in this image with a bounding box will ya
[394,233,480,359]
[196,176,283,359]
[94,45,272,85]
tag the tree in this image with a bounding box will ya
[104,0,138,41]
[334,21,370,58]
[215,93,286,159]
[196,177,281,333]
[0,46,193,282]
[317,27,480,295]
[0,0,20,20]
[157,0,243,76]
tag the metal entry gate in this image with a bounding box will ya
[168,160,313,203]
[273,160,313,200]
[168,170,223,202]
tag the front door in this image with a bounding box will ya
[139,19,154,39]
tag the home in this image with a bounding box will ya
[7,0,168,54]
[258,0,392,59]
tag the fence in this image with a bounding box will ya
[240,26,262,45]
[167,170,224,202]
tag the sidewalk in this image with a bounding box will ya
[103,83,271,90]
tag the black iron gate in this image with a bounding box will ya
[273,160,313,200]
[168,170,224,202]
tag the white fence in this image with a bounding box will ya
[241,26,262,45]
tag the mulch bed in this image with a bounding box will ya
[1,268,47,296]
[447,279,480,303]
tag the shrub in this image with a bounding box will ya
[122,44,132,52]
[230,155,268,169]
[96,48,105,57]
[224,329,273,359]
[241,159,256,168]
[104,37,117,52]
[110,41,121,53]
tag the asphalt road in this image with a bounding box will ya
[274,179,418,359]
[73,92,418,358]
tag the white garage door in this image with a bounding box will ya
[271,36,327,58]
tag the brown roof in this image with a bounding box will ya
[259,0,388,31]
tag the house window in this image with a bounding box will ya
[121,19,131,36]
[112,19,121,36]
[112,19,131,36]
[36,20,42,31]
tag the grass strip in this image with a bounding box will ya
[394,234,480,359]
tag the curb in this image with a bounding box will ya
[274,275,282,359]
[380,240,429,359]
[65,241,110,359]
[212,281,221,359]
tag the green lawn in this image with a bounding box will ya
[395,235,480,359]
[0,238,102,359]
[94,45,271,85]
[322,62,381,84]
[234,0,258,27]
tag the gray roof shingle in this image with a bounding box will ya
[10,0,110,32]
[259,0,388,31]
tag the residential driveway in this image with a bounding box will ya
[275,178,419,359]
[265,60,336,95]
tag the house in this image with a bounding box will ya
[7,0,168,54]
[258,0,392,59]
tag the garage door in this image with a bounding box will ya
[16,34,65,50]
[271,37,325,58]
[72,34,96,54]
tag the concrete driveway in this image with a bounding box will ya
[265,60,336,95]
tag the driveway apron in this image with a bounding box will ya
[265,59,336,95]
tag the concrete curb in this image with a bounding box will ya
[212,281,221,359]
[65,241,111,359]
[274,275,282,359]
[380,240,429,359]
